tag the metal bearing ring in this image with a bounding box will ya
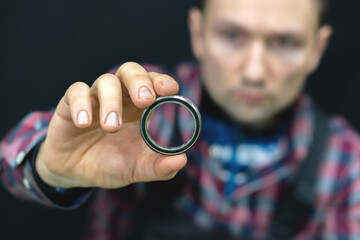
[140,95,202,155]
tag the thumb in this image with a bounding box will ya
[153,153,188,180]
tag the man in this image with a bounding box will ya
[1,0,360,239]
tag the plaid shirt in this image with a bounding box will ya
[1,62,360,239]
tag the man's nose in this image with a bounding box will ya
[243,41,266,85]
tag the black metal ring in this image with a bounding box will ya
[140,95,202,155]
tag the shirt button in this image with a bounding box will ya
[221,202,232,214]
[209,144,222,159]
[23,178,31,190]
[234,173,247,185]
[218,170,230,182]
[15,151,26,166]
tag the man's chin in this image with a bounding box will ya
[227,107,273,128]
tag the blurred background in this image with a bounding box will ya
[0,0,359,239]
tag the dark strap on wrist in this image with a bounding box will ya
[29,141,93,207]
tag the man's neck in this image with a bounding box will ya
[200,86,296,138]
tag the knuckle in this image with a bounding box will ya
[118,62,134,74]
[117,62,145,78]
[71,95,87,103]
[97,73,117,85]
[99,73,116,80]
[101,96,120,105]
[70,81,88,89]
[151,73,177,86]
[156,74,171,82]
[66,82,89,99]
[132,73,150,82]
[119,61,138,71]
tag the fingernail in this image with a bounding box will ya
[105,112,120,126]
[138,87,154,99]
[161,79,173,86]
[77,110,89,125]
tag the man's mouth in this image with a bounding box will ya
[233,91,267,105]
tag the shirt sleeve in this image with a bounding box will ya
[317,117,360,239]
[0,111,90,209]
[322,157,360,238]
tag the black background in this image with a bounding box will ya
[0,0,359,239]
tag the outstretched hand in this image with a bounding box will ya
[36,62,187,189]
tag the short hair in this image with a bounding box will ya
[196,0,329,26]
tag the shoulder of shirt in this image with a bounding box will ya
[306,94,360,154]
[328,114,360,150]
[325,114,360,177]
[316,114,360,205]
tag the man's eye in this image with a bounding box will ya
[270,37,299,50]
[220,30,248,46]
[223,31,239,40]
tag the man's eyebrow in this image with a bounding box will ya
[212,20,306,39]
[268,32,306,43]
[212,20,251,34]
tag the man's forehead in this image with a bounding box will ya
[205,0,318,34]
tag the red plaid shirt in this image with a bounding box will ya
[1,62,360,239]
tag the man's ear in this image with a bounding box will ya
[308,25,333,73]
[188,7,205,61]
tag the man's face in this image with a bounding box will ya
[189,0,331,127]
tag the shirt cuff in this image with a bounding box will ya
[28,141,93,208]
